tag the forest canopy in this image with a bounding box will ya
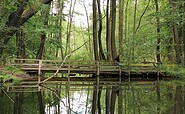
[0,0,185,65]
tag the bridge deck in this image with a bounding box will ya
[12,59,163,76]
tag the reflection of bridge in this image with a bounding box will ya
[13,59,162,77]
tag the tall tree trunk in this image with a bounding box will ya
[169,0,181,63]
[183,2,185,65]
[110,0,117,60]
[93,0,99,61]
[106,0,111,61]
[16,29,26,60]
[118,0,124,58]
[65,0,76,56]
[154,0,161,63]
[83,0,92,59]
[97,0,106,60]
[167,37,173,62]
[173,24,181,63]
[36,3,50,59]
[132,0,137,62]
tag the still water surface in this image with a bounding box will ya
[0,80,185,114]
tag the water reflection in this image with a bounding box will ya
[0,81,185,114]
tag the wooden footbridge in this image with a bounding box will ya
[12,59,164,78]
[6,59,168,92]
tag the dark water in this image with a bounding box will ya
[0,80,185,114]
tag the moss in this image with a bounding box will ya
[160,64,185,78]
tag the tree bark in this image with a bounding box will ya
[118,0,124,58]
[16,29,26,60]
[36,3,50,59]
[154,0,161,63]
[110,0,117,60]
[65,0,76,56]
[169,0,181,63]
[132,0,137,62]
[97,0,106,60]
[106,0,112,61]
[93,0,99,61]
[183,1,185,65]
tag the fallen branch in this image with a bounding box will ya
[40,40,88,84]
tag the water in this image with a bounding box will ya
[0,80,185,114]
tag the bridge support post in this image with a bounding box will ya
[38,60,42,91]
[96,61,100,84]
[119,68,121,83]
[67,61,71,82]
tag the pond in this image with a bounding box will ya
[0,80,185,114]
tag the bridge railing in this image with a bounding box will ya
[12,59,160,76]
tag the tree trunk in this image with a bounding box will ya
[169,0,181,63]
[154,0,161,63]
[36,3,50,59]
[97,0,106,60]
[173,24,181,63]
[106,0,112,61]
[118,0,124,58]
[132,0,137,62]
[65,0,76,56]
[93,0,99,61]
[0,0,52,56]
[83,0,92,59]
[110,0,117,60]
[16,29,26,61]
[183,2,185,65]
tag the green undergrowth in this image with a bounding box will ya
[160,64,185,79]
[0,65,25,86]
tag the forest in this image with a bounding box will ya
[1,0,185,73]
[1,1,185,114]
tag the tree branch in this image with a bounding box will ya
[40,41,89,84]
[135,0,150,33]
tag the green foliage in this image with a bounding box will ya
[160,64,185,78]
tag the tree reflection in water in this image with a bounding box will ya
[0,81,185,114]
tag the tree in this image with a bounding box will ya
[93,0,99,61]
[0,0,53,57]
[154,0,161,63]
[118,0,124,59]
